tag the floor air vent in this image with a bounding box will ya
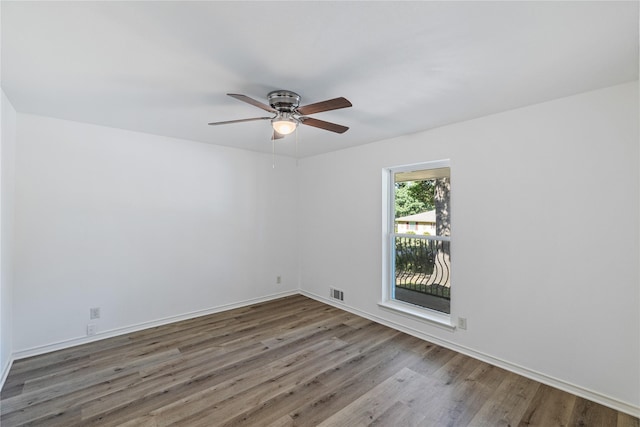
[330,287,344,301]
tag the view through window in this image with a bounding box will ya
[391,165,451,314]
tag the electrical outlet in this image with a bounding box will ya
[90,307,100,319]
[276,276,282,284]
[457,317,467,330]
[87,324,97,336]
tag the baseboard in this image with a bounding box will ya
[12,290,298,360]
[299,290,640,418]
[0,356,14,392]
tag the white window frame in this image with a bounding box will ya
[380,160,455,330]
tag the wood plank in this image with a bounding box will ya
[221,329,419,426]
[21,348,182,393]
[158,343,354,426]
[0,372,140,426]
[286,334,429,426]
[1,295,636,427]
[145,338,349,426]
[568,397,619,427]
[517,384,576,427]
[267,414,295,427]
[468,372,541,426]
[316,367,432,426]
[431,363,507,426]
[618,412,640,427]
[370,400,426,426]
[405,354,499,424]
[81,325,357,425]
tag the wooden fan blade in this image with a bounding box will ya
[296,97,352,116]
[272,131,285,140]
[208,117,271,126]
[227,94,276,113]
[299,117,349,134]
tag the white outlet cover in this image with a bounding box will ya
[457,317,467,330]
[87,324,97,335]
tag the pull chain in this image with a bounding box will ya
[295,126,299,167]
[272,134,276,169]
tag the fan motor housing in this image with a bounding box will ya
[268,90,301,112]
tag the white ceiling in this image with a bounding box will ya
[2,1,638,158]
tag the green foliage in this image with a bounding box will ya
[407,180,435,209]
[394,181,435,218]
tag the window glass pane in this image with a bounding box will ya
[394,168,450,237]
[394,237,451,313]
[392,166,450,313]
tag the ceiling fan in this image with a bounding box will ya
[208,90,352,139]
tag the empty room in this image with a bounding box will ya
[0,1,638,426]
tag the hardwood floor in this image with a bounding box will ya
[1,295,637,426]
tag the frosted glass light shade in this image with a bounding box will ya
[272,118,297,135]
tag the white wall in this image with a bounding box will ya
[1,90,17,381]
[13,115,298,353]
[298,82,639,412]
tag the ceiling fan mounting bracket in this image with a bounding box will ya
[268,90,301,112]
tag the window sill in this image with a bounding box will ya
[378,300,456,331]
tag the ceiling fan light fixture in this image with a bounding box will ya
[271,115,298,135]
[209,91,351,135]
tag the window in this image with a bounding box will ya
[382,160,452,324]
